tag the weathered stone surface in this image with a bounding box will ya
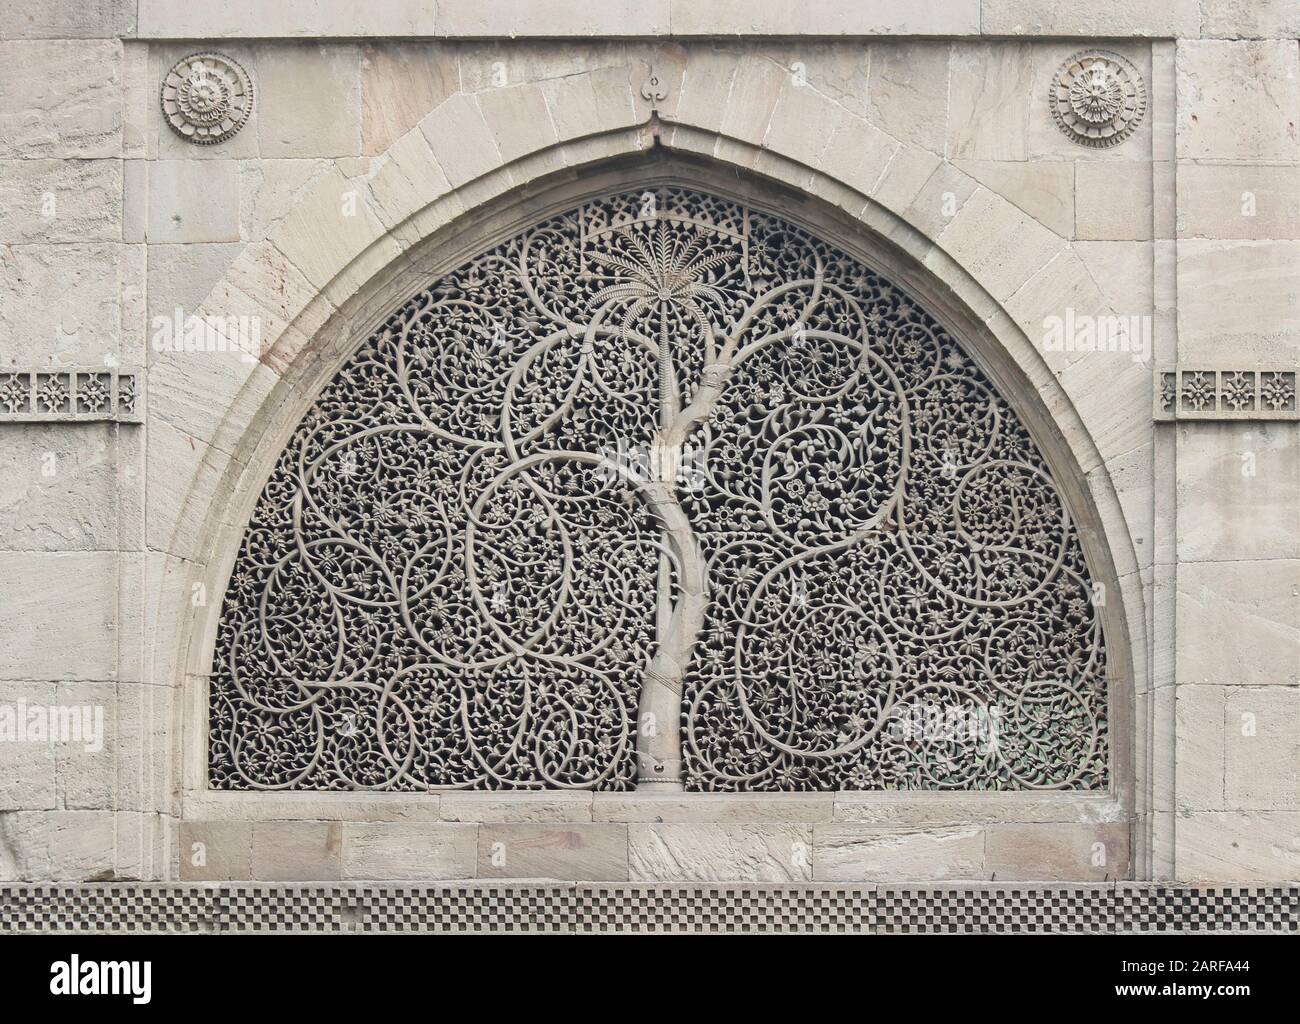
[477,824,628,880]
[442,794,593,823]
[186,795,449,822]
[238,158,334,242]
[1076,162,1153,241]
[113,680,170,815]
[0,553,120,681]
[541,64,638,145]
[1200,1,1300,38]
[146,161,241,244]
[1176,811,1300,881]
[669,0,979,35]
[51,680,115,810]
[477,83,558,164]
[358,130,449,243]
[981,0,1200,37]
[954,159,1074,237]
[0,810,116,881]
[1223,687,1300,809]
[199,240,322,374]
[0,243,138,366]
[1005,246,1107,360]
[0,159,120,243]
[933,186,1065,302]
[1177,560,1300,688]
[1176,423,1300,562]
[595,794,834,823]
[179,821,252,881]
[985,823,1129,880]
[267,166,396,288]
[1074,240,1155,319]
[629,824,812,882]
[360,42,457,156]
[0,682,56,811]
[762,79,845,169]
[817,107,899,198]
[1054,341,1153,468]
[719,53,785,145]
[251,822,343,880]
[342,823,477,879]
[831,794,1125,825]
[1177,164,1300,240]
[1095,445,1154,580]
[1176,40,1300,163]
[143,418,231,561]
[863,42,949,153]
[443,0,668,36]
[1175,240,1300,363]
[673,49,737,134]
[1174,685,1225,811]
[456,41,629,93]
[769,49,860,131]
[0,40,121,158]
[127,0,976,39]
[146,341,276,457]
[136,0,430,38]
[146,243,243,330]
[418,93,502,188]
[814,825,985,881]
[948,43,1032,162]
[0,0,135,38]
[880,153,975,238]
[256,42,362,158]
[121,41,148,158]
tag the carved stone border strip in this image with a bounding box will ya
[0,369,143,423]
[2,884,1295,934]
[1154,367,1298,421]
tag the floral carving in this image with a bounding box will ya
[1181,371,1216,412]
[0,370,142,422]
[36,374,69,414]
[1156,368,1297,422]
[1219,371,1255,412]
[161,52,253,145]
[1261,371,1297,412]
[0,374,29,415]
[209,188,1110,793]
[1050,50,1146,148]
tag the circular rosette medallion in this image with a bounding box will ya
[1050,50,1146,148]
[161,52,253,145]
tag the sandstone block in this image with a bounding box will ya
[629,823,812,882]
[477,824,628,880]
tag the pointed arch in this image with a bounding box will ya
[203,183,1114,795]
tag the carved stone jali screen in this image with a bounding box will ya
[209,188,1109,793]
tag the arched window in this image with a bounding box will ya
[209,187,1108,793]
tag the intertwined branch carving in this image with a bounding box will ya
[210,188,1109,792]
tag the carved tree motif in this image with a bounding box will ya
[209,188,1110,792]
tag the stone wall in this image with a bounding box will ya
[0,1,1295,884]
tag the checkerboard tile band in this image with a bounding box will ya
[873,887,1113,934]
[1115,886,1299,934]
[1,885,1296,933]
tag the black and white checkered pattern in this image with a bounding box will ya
[1,883,1295,934]
[576,886,870,933]
[1115,885,1299,934]
[874,886,1113,934]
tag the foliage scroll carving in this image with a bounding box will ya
[209,188,1110,792]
